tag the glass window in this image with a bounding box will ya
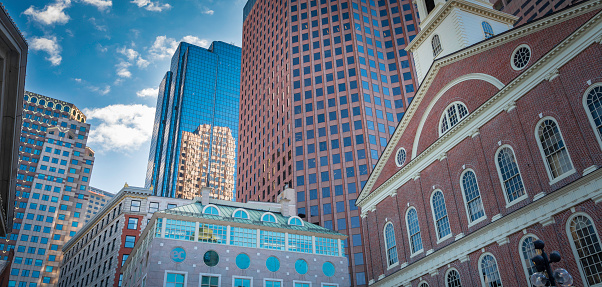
[266,280,281,287]
[384,223,398,266]
[295,259,309,274]
[520,236,538,284]
[230,227,256,247]
[289,217,304,226]
[461,170,485,223]
[407,208,423,254]
[323,262,335,277]
[431,191,451,239]
[585,85,602,146]
[130,200,140,212]
[233,209,249,219]
[266,256,280,272]
[127,218,138,230]
[235,253,251,269]
[203,251,219,267]
[536,119,573,179]
[260,231,285,250]
[124,236,136,248]
[288,234,312,253]
[440,102,469,135]
[480,254,502,287]
[482,21,494,38]
[261,213,277,223]
[200,275,219,287]
[432,34,442,56]
[149,202,159,213]
[203,206,219,215]
[568,214,602,286]
[165,219,195,241]
[315,237,338,256]
[496,147,526,203]
[233,278,251,287]
[446,269,462,287]
[198,223,227,244]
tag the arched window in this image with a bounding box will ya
[479,254,503,287]
[446,269,462,287]
[584,84,602,148]
[536,118,574,180]
[519,235,538,286]
[419,282,430,287]
[431,191,451,240]
[384,222,398,266]
[261,213,277,223]
[288,216,304,226]
[482,21,494,38]
[440,102,469,135]
[203,205,220,216]
[232,209,249,219]
[461,170,485,223]
[495,146,526,204]
[567,214,602,286]
[406,208,423,254]
[432,35,442,57]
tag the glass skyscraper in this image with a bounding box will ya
[145,41,241,201]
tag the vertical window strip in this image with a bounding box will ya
[432,191,451,239]
[497,147,525,202]
[569,215,602,286]
[537,119,573,178]
[407,209,423,253]
[481,255,503,287]
[462,171,485,222]
[154,218,162,238]
[586,86,602,138]
[384,223,398,265]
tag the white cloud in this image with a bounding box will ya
[149,35,210,60]
[116,61,132,78]
[181,36,209,48]
[136,57,150,68]
[89,17,107,31]
[74,78,82,83]
[118,47,139,61]
[136,87,158,98]
[84,104,155,151]
[131,0,171,12]
[202,8,214,15]
[80,0,112,10]
[30,36,62,66]
[89,85,111,95]
[24,0,71,25]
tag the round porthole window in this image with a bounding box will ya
[266,256,280,272]
[395,148,407,167]
[322,262,335,277]
[203,250,219,267]
[511,44,531,70]
[295,259,308,274]
[235,253,250,269]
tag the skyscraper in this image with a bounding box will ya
[84,186,115,222]
[238,0,420,284]
[9,92,96,286]
[145,41,241,201]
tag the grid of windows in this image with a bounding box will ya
[164,219,195,241]
[288,234,313,253]
[260,231,285,250]
[198,223,227,244]
[315,237,338,256]
[230,227,257,247]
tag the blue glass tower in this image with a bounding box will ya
[145,41,241,200]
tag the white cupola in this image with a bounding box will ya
[406,0,518,84]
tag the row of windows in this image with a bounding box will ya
[157,272,340,287]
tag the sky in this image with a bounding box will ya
[5,0,246,194]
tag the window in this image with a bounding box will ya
[261,213,277,223]
[288,234,312,253]
[384,223,398,266]
[432,35,442,57]
[536,118,574,180]
[315,237,338,256]
[230,227,256,247]
[165,219,195,241]
[440,102,469,135]
[519,235,538,286]
[479,254,502,287]
[121,254,129,266]
[406,208,423,254]
[167,204,177,209]
[200,275,220,287]
[294,282,310,287]
[127,218,138,230]
[511,44,531,70]
[166,272,186,287]
[288,216,304,226]
[124,236,136,248]
[260,231,285,250]
[130,200,140,212]
[233,277,251,287]
[446,269,462,287]
[431,191,451,240]
[232,209,249,219]
[266,257,280,272]
[482,21,494,38]
[265,279,282,287]
[395,148,406,167]
[584,84,602,148]
[236,254,251,269]
[203,205,220,216]
[461,170,485,223]
[295,260,309,275]
[198,223,227,244]
[149,202,159,213]
[567,214,602,286]
[496,146,526,205]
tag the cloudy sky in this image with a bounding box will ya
[5,0,246,194]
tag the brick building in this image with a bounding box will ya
[356,0,602,286]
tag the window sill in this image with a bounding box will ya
[409,249,423,258]
[505,194,528,209]
[548,169,576,185]
[387,262,399,270]
[436,234,452,245]
[467,216,487,228]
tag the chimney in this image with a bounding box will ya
[201,187,211,205]
[277,185,296,217]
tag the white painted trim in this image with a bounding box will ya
[395,148,407,167]
[202,204,221,216]
[261,212,278,223]
[583,82,602,150]
[293,280,312,287]
[438,101,470,137]
[494,145,528,207]
[518,234,539,287]
[321,283,339,287]
[459,169,488,226]
[534,117,576,183]
[287,216,305,226]
[233,276,254,287]
[565,212,602,287]
[199,273,222,287]
[164,270,188,287]
[232,208,250,219]
[383,222,399,268]
[429,190,453,242]
[405,207,424,256]
[444,267,462,287]
[510,44,532,71]
[477,253,503,287]
[417,280,430,287]
[264,278,283,287]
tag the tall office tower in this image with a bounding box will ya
[238,0,420,285]
[490,0,582,24]
[9,92,95,286]
[85,187,115,221]
[145,41,241,201]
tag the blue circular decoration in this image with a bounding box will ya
[236,253,250,269]
[322,262,335,277]
[295,259,308,275]
[170,247,186,263]
[266,256,280,272]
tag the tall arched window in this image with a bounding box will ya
[432,35,442,57]
[461,170,485,223]
[519,235,538,286]
[431,191,451,240]
[384,222,398,266]
[479,254,503,287]
[406,208,423,254]
[446,269,462,287]
[495,146,526,204]
[567,214,602,286]
[419,282,430,287]
[584,84,602,148]
[482,22,494,38]
[440,102,469,135]
[536,118,574,180]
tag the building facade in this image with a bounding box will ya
[0,3,28,238]
[356,0,602,286]
[238,0,422,284]
[7,92,95,286]
[145,41,241,201]
[120,187,349,287]
[490,0,584,25]
[85,187,115,222]
[58,186,192,287]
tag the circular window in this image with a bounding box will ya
[203,250,219,267]
[322,262,335,277]
[395,148,407,167]
[295,259,308,274]
[511,44,531,70]
[170,247,186,263]
[266,256,280,272]
[236,253,250,269]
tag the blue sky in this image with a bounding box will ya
[5,0,246,194]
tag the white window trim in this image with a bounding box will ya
[293,280,312,287]
[518,234,539,287]
[510,44,531,71]
[164,270,188,287]
[383,222,399,269]
[429,190,453,243]
[202,204,221,216]
[494,145,528,208]
[264,278,283,287]
[481,21,494,39]
[565,212,601,287]
[432,34,442,57]
[535,117,576,185]
[395,147,407,167]
[231,208,250,219]
[459,169,488,227]
[478,252,503,287]
[288,216,305,226]
[418,280,430,287]
[261,212,278,223]
[583,82,602,150]
[321,283,339,287]
[405,207,423,257]
[232,276,253,287]
[438,101,469,137]
[130,200,141,212]
[444,267,461,287]
[199,273,221,287]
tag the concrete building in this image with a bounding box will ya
[8,92,95,286]
[0,2,28,239]
[490,0,585,25]
[58,186,192,287]
[120,187,349,287]
[356,0,602,286]
[145,41,241,201]
[238,0,422,284]
[85,187,115,222]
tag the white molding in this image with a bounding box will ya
[266,278,284,287]
[164,270,188,287]
[202,204,221,216]
[565,212,602,287]
[478,253,503,287]
[582,82,602,151]
[233,276,254,287]
[583,165,598,176]
[261,212,278,223]
[459,169,487,226]
[518,234,539,287]
[199,273,221,287]
[510,44,532,71]
[534,117,576,183]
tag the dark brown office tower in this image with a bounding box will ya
[491,0,583,25]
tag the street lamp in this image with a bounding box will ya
[530,239,574,287]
